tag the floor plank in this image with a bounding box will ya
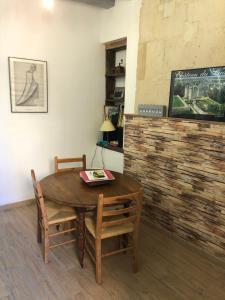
[0,204,225,300]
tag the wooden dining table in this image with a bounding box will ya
[40,170,142,267]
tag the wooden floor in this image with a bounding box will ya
[1,204,225,300]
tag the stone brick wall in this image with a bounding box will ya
[124,115,225,258]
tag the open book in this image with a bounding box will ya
[85,170,109,181]
[80,169,115,184]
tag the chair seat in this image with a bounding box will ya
[85,216,134,239]
[46,201,77,225]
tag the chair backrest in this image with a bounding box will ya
[54,155,86,173]
[31,169,48,228]
[95,190,142,239]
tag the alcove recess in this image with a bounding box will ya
[103,37,127,153]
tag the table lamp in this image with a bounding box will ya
[100,118,115,143]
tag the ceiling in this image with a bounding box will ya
[73,0,115,9]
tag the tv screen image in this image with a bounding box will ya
[168,66,225,122]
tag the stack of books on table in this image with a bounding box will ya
[80,169,115,185]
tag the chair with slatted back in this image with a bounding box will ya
[85,190,143,284]
[54,155,86,173]
[31,169,78,264]
[54,155,86,232]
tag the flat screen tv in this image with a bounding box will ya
[168,66,225,122]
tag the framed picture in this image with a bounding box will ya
[104,105,118,119]
[113,87,125,100]
[8,57,48,113]
[168,66,225,122]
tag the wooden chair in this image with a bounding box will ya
[31,169,78,264]
[85,190,142,284]
[54,155,86,232]
[54,155,86,173]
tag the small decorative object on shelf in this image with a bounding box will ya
[97,140,108,146]
[117,104,124,127]
[112,59,125,75]
[110,140,119,147]
[80,169,115,186]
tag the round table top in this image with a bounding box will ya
[40,170,141,208]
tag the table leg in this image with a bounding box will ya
[76,208,86,268]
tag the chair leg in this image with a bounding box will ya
[37,221,42,244]
[95,239,102,284]
[132,232,138,273]
[37,208,42,243]
[117,236,122,250]
[63,221,70,233]
[44,230,49,264]
[82,225,86,267]
[77,210,85,268]
[122,233,128,254]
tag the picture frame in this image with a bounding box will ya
[8,57,48,113]
[113,87,125,100]
[168,66,225,122]
[104,105,118,119]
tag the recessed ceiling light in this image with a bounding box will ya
[42,0,54,10]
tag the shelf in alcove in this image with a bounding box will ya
[96,142,124,153]
[106,73,126,78]
[105,98,124,103]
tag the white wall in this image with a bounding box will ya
[0,0,105,205]
[0,0,142,206]
[100,0,142,114]
[92,146,124,173]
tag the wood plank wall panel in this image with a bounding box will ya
[124,115,225,258]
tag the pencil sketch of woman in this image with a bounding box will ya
[16,64,39,106]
